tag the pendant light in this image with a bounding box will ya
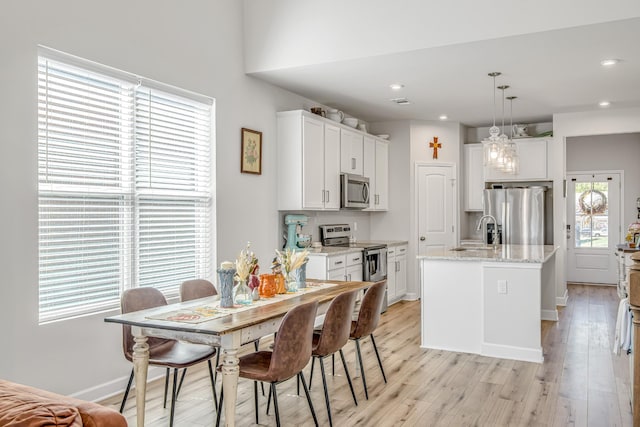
[482,72,502,166]
[502,95,519,174]
[495,84,510,170]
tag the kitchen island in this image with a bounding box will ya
[418,244,557,363]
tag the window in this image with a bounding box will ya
[38,50,214,323]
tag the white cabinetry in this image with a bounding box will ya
[340,128,364,176]
[306,250,363,281]
[386,244,407,303]
[484,137,548,182]
[363,136,389,211]
[277,111,340,210]
[464,144,484,211]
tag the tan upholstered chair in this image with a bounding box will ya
[308,289,359,427]
[120,287,217,427]
[216,300,320,427]
[350,280,388,400]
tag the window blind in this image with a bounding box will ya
[38,54,213,323]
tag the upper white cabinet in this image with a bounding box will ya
[340,128,364,175]
[484,137,549,182]
[363,136,389,211]
[277,111,340,210]
[464,144,484,211]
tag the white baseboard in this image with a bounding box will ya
[556,289,569,306]
[481,342,543,363]
[541,309,559,321]
[70,366,167,403]
[403,292,419,301]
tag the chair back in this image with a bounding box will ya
[269,300,319,382]
[351,281,387,339]
[121,287,172,361]
[180,279,217,302]
[314,290,358,356]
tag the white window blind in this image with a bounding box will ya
[38,54,213,323]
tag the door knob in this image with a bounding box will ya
[420,236,426,241]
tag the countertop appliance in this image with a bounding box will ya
[320,224,388,312]
[483,187,552,245]
[340,173,370,209]
[284,214,311,249]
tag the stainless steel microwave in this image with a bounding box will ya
[340,173,370,209]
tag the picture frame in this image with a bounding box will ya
[240,128,262,175]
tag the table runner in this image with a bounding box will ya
[146,282,337,324]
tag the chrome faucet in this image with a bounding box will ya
[476,214,499,249]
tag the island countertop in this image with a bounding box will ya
[417,244,557,263]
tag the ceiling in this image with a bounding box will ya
[248,18,640,127]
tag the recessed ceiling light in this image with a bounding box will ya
[390,97,410,105]
[600,59,620,67]
[439,115,448,120]
[599,101,611,107]
[389,83,404,90]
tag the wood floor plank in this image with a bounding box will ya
[100,284,633,426]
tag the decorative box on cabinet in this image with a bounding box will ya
[277,111,340,210]
[484,137,549,182]
[363,136,389,211]
[464,144,484,211]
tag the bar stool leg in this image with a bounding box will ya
[370,334,387,383]
[170,368,178,427]
[163,368,170,408]
[207,360,218,408]
[253,381,259,425]
[319,356,333,427]
[339,349,358,406]
[354,339,369,400]
[271,383,281,427]
[309,356,317,389]
[119,369,134,413]
[299,372,319,427]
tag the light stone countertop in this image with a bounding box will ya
[355,240,408,247]
[306,246,364,257]
[417,244,558,263]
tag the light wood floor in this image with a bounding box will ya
[100,284,633,426]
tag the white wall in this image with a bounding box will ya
[567,133,640,229]
[553,107,640,303]
[0,0,319,399]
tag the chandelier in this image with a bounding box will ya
[482,72,519,174]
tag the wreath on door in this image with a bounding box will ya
[578,189,607,214]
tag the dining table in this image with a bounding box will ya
[104,278,380,427]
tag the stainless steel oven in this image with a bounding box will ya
[320,224,388,312]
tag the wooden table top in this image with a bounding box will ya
[104,279,380,336]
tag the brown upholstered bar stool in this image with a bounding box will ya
[350,280,388,400]
[308,289,359,427]
[216,300,320,427]
[120,287,217,427]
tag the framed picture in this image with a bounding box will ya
[240,128,262,175]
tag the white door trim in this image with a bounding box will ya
[414,162,458,300]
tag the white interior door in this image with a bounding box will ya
[566,172,621,284]
[417,164,457,255]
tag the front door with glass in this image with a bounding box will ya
[566,172,621,284]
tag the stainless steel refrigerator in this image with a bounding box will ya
[483,187,550,245]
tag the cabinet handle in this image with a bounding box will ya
[335,260,343,265]
[322,190,325,203]
[326,190,329,203]
[351,158,356,170]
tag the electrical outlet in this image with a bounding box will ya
[497,280,508,294]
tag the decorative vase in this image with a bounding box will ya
[275,273,286,294]
[252,287,260,301]
[259,273,276,298]
[234,280,252,305]
[217,264,236,308]
[294,258,308,289]
[285,270,298,293]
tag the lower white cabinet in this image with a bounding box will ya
[306,250,363,281]
[386,244,407,303]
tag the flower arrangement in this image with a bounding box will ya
[235,242,258,283]
[275,248,309,275]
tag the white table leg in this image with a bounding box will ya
[132,330,149,427]
[221,334,240,427]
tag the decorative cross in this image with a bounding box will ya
[429,136,441,159]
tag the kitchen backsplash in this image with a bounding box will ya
[278,211,371,248]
